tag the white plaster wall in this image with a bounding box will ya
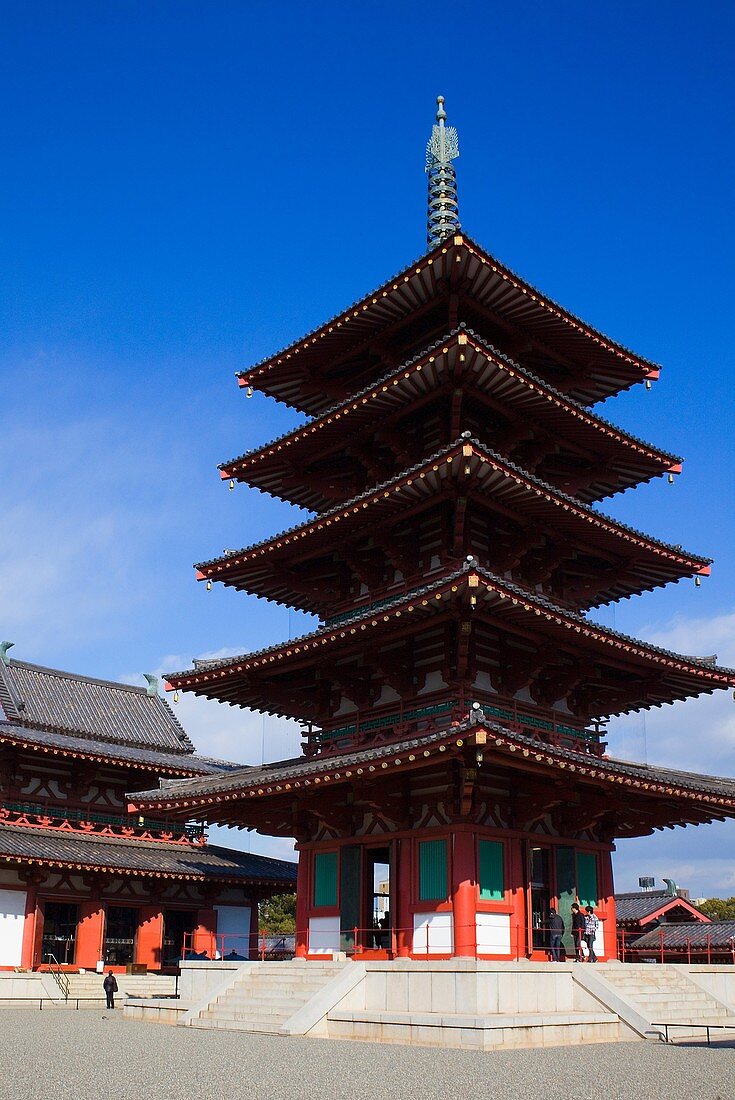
[0,889,26,967]
[412,913,453,955]
[476,913,511,955]
[308,916,341,954]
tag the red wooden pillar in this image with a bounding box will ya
[136,906,164,970]
[76,899,105,969]
[599,848,616,960]
[192,908,217,958]
[508,838,526,959]
[20,883,38,970]
[395,837,413,958]
[294,849,309,958]
[452,830,477,957]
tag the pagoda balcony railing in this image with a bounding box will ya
[0,800,207,844]
[311,694,604,757]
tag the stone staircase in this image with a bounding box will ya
[600,965,734,1040]
[187,962,346,1033]
[58,972,178,1005]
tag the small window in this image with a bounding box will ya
[313,851,338,908]
[576,852,598,908]
[478,840,504,900]
[419,839,447,901]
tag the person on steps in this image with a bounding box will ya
[571,902,586,961]
[584,905,599,962]
[548,908,565,962]
[103,970,118,1009]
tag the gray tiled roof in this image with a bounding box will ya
[128,714,735,809]
[0,822,297,884]
[614,891,701,924]
[0,721,241,776]
[167,562,733,684]
[223,326,677,473]
[631,921,735,950]
[0,658,195,754]
[201,435,706,574]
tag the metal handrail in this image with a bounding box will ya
[45,954,70,1001]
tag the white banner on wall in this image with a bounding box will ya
[412,912,453,955]
[0,890,26,967]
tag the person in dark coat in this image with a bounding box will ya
[103,970,118,1009]
[548,908,565,962]
[571,903,586,961]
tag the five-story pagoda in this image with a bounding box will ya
[130,99,735,962]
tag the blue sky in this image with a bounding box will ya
[1,2,734,896]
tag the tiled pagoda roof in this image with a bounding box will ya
[223,328,678,508]
[165,564,735,718]
[237,235,660,411]
[200,436,709,612]
[0,821,297,884]
[0,720,240,777]
[0,657,195,755]
[127,714,735,836]
[614,890,708,925]
[630,921,735,951]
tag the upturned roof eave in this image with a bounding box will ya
[126,715,735,823]
[221,327,679,480]
[235,234,660,404]
[198,437,710,591]
[164,565,735,705]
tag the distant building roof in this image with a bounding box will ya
[631,921,735,951]
[614,890,708,926]
[0,655,194,754]
[0,720,242,777]
[0,822,297,885]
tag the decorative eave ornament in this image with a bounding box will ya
[426,95,460,246]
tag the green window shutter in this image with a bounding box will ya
[478,840,504,901]
[419,839,447,902]
[576,852,598,908]
[313,851,338,908]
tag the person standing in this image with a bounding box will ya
[571,903,586,961]
[548,908,565,962]
[584,905,599,963]
[103,970,118,1009]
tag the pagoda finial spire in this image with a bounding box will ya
[426,94,460,248]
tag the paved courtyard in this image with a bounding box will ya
[0,1010,732,1100]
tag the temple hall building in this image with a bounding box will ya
[0,644,296,971]
[129,98,735,964]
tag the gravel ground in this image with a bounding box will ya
[0,1010,733,1100]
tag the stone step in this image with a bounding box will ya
[211,998,302,1014]
[202,1007,291,1022]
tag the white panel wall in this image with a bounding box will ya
[308,916,341,955]
[214,904,251,959]
[412,912,453,955]
[476,912,511,955]
[0,889,26,967]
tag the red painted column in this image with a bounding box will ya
[294,849,309,958]
[395,837,412,957]
[76,900,105,969]
[508,838,526,959]
[452,830,477,957]
[20,884,38,970]
[136,906,164,970]
[599,848,617,960]
[192,908,217,958]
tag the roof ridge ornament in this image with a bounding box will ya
[426,95,460,247]
[0,641,14,667]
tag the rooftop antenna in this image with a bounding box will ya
[426,95,460,247]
